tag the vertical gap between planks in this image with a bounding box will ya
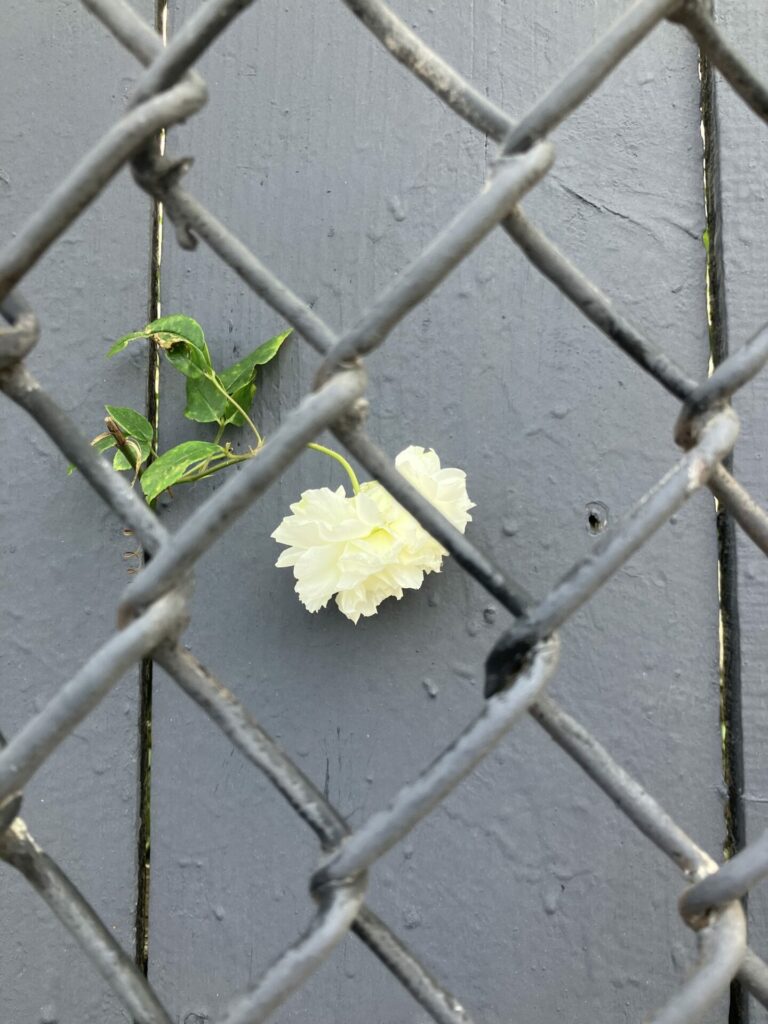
[135,0,168,985]
[699,21,747,1024]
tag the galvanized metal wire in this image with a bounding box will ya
[2,1,768,1021]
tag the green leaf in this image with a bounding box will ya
[113,440,144,472]
[107,329,152,357]
[215,329,291,426]
[105,405,154,471]
[147,315,212,379]
[221,381,257,427]
[164,341,210,379]
[94,434,118,454]
[184,375,229,424]
[146,315,206,351]
[109,315,213,380]
[220,329,292,394]
[105,406,153,448]
[140,441,228,502]
[66,433,117,475]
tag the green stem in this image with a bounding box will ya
[171,437,362,496]
[178,451,254,486]
[307,442,361,494]
[195,422,227,477]
[105,421,144,480]
[205,372,263,446]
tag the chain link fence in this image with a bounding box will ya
[1,0,768,1021]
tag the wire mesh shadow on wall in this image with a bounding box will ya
[2,0,768,1022]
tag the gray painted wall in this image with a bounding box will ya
[148,3,724,1023]
[4,1,763,1022]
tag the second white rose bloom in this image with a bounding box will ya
[272,445,475,622]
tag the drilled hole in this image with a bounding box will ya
[585,501,608,535]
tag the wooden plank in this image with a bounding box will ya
[149,3,725,1021]
[709,3,768,1021]
[0,2,154,1021]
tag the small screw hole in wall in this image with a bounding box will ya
[585,501,608,535]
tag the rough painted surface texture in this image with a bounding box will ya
[144,4,727,1023]
[0,2,152,1021]
[712,3,768,1021]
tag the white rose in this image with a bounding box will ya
[272,446,474,622]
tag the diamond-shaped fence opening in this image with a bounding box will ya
[2,1,768,1022]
